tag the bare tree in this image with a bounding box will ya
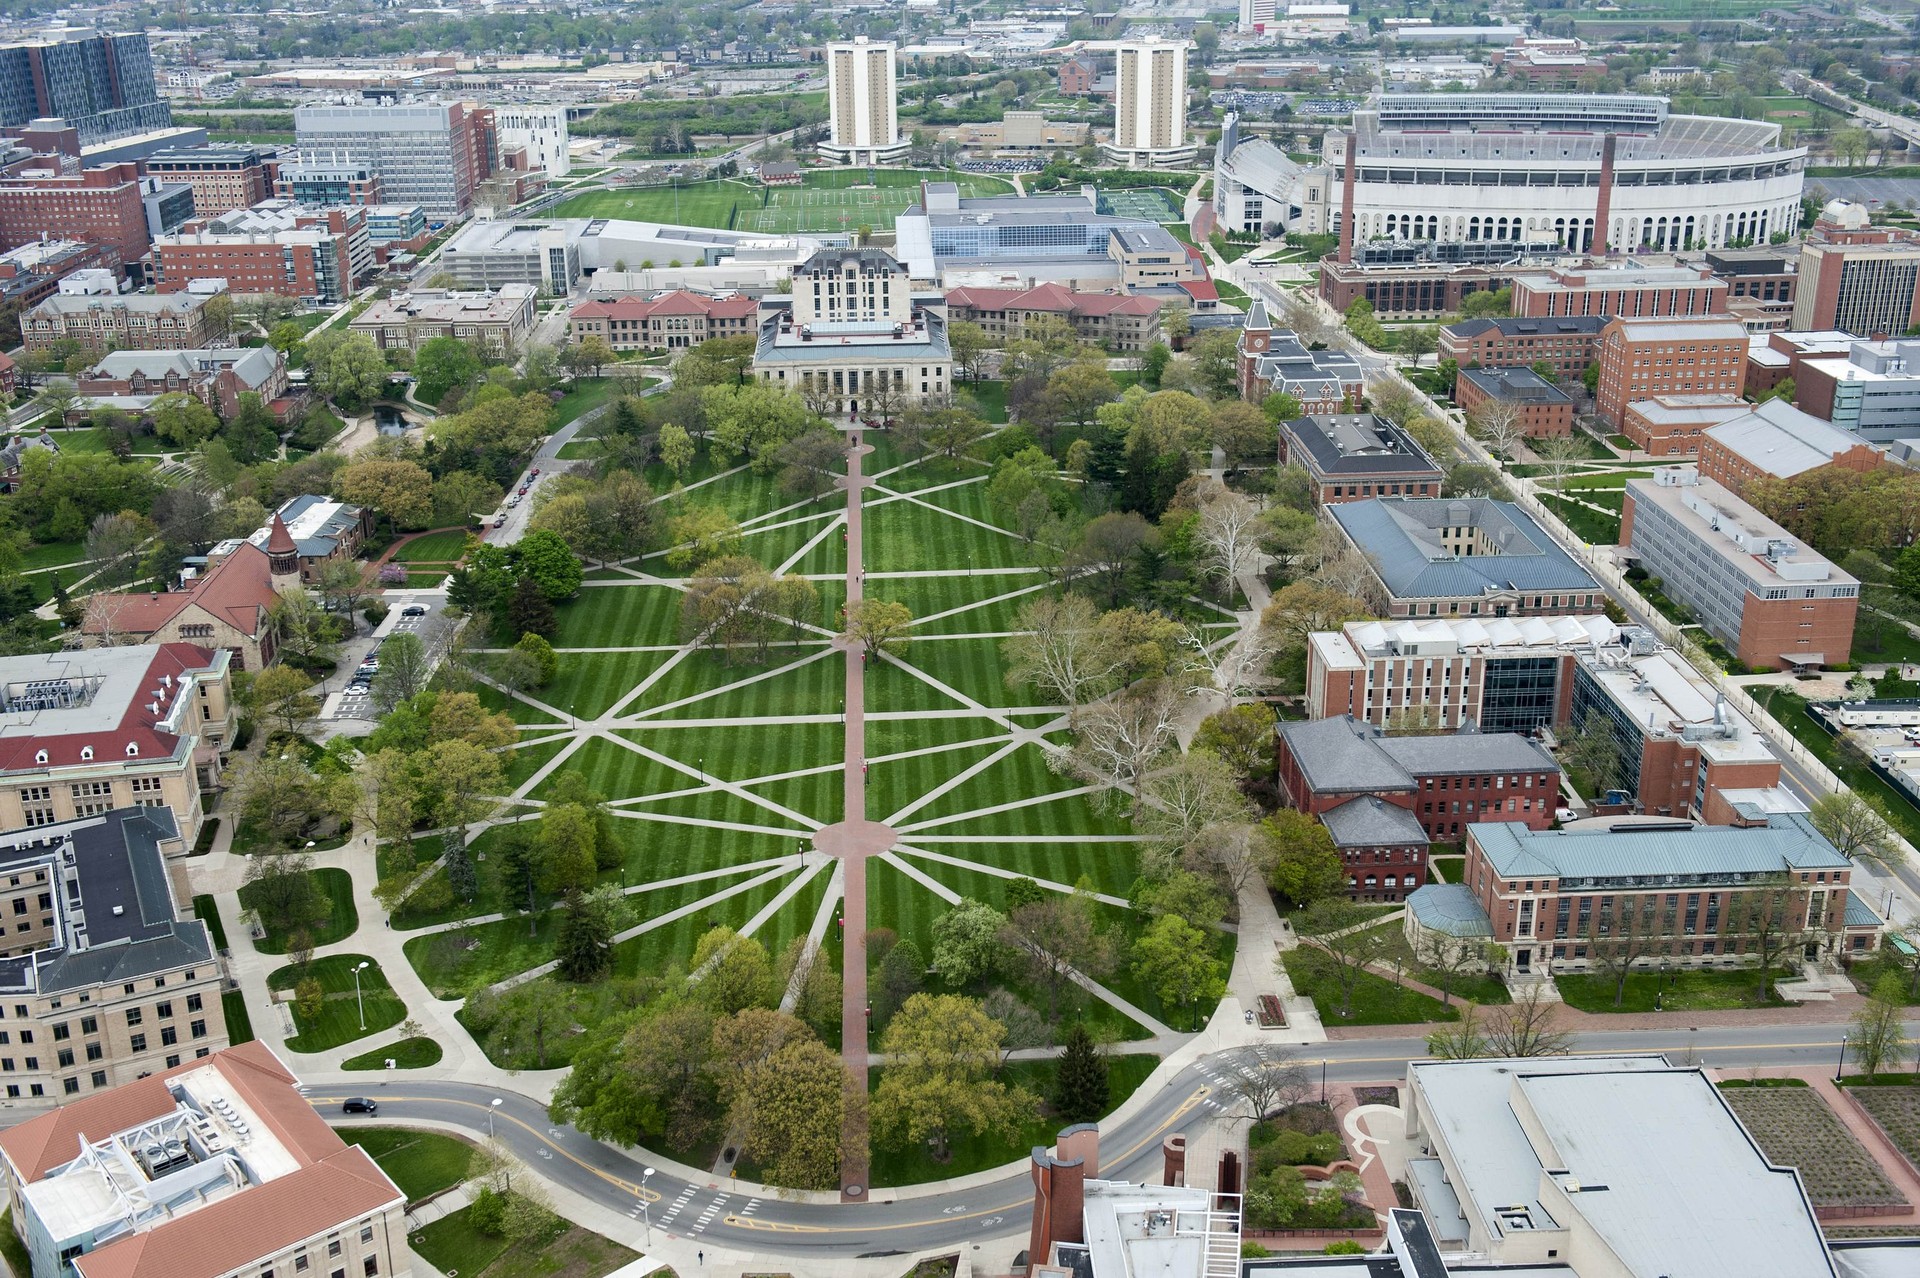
[1724,875,1811,1002]
[1294,897,1391,1021]
[1482,983,1574,1057]
[1180,622,1278,699]
[1193,481,1263,604]
[1584,894,1677,1008]
[1533,434,1587,489]
[1136,754,1254,870]
[1424,1002,1493,1059]
[1412,929,1493,1006]
[1002,594,1127,714]
[1469,400,1527,460]
[1185,821,1280,900]
[1810,791,1907,874]
[1216,1043,1313,1123]
[1065,678,1187,814]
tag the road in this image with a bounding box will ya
[311,1021,1906,1257]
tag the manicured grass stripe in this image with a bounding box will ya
[621,720,846,782]
[534,736,692,802]
[394,531,470,562]
[871,742,1012,826]
[192,894,229,950]
[613,783,814,832]
[613,870,797,978]
[739,509,841,566]
[922,787,1133,838]
[266,954,405,1051]
[903,741,1086,823]
[893,636,1032,709]
[642,649,842,720]
[653,465,786,527]
[503,737,576,790]
[744,768,844,828]
[867,657,977,715]
[553,585,686,647]
[882,573,1039,624]
[902,840,1139,899]
[750,862,835,962]
[790,529,848,575]
[546,649,677,719]
[863,495,1031,573]
[912,592,1047,637]
[465,679,566,726]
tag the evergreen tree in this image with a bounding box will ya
[1119,430,1158,516]
[505,574,556,640]
[555,889,620,983]
[443,829,479,902]
[1053,1023,1109,1123]
[1085,424,1127,487]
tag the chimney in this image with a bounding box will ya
[1592,133,1616,257]
[1337,130,1358,265]
[1028,1124,1099,1268]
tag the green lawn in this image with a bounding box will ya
[867,1052,1160,1186]
[1538,493,1621,547]
[266,954,406,1051]
[240,867,358,954]
[1554,966,1788,1013]
[223,990,254,1046]
[410,1201,639,1278]
[394,530,471,563]
[192,894,229,950]
[338,1127,475,1199]
[553,170,1011,235]
[342,1036,444,1069]
[1281,947,1461,1026]
[0,1210,34,1278]
[552,377,618,428]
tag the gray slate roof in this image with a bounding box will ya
[1470,812,1850,881]
[1329,497,1600,601]
[1406,883,1493,937]
[1320,795,1428,848]
[1378,732,1558,777]
[1277,716,1415,794]
[1282,414,1442,478]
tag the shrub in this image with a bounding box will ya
[1249,1126,1345,1172]
[232,718,255,751]
[1240,1243,1272,1259]
[1324,1241,1366,1255]
[468,1185,506,1235]
[362,599,390,628]
[294,977,324,1020]
[192,817,222,856]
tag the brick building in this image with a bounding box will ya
[351,285,537,359]
[1742,329,1859,399]
[1274,710,1559,859]
[567,290,760,353]
[1508,265,1729,320]
[0,240,121,310]
[236,496,374,584]
[141,147,278,217]
[1703,247,1797,331]
[1697,397,1885,492]
[1594,315,1749,429]
[151,206,368,306]
[82,538,289,672]
[1236,299,1365,407]
[1318,256,1513,319]
[1412,816,1882,974]
[1278,413,1443,505]
[943,282,1165,352]
[1791,211,1920,337]
[1438,316,1605,383]
[1454,365,1574,438]
[1622,468,1857,671]
[22,289,216,353]
[1617,393,1749,457]
[74,347,295,421]
[1327,497,1606,620]
[0,164,191,269]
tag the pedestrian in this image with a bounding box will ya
[698,1253,704,1267]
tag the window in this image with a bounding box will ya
[156,1001,173,1019]
[126,1008,142,1026]
[81,1015,96,1034]
[62,1077,78,1095]
[360,1228,374,1245]
[161,1027,178,1047]
[185,995,201,1014]
[56,1048,72,1068]
[130,1033,146,1052]
[190,1020,207,1039]
[165,1054,179,1068]
[85,1042,101,1062]
[52,1023,67,1041]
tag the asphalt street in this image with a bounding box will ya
[309,1020,1911,1257]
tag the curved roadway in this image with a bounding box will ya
[309,1020,1909,1256]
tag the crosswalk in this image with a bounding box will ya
[641,1185,760,1238]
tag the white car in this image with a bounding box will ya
[1555,807,1577,823]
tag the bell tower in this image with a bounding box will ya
[1237,296,1272,400]
[265,512,301,591]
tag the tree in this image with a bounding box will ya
[315,558,368,630]
[1832,124,1872,167]
[1193,481,1263,602]
[1003,594,1127,713]
[1192,703,1278,784]
[364,631,428,713]
[1584,893,1675,1008]
[1211,400,1274,474]
[307,331,389,408]
[538,802,600,896]
[338,458,434,535]
[732,1037,845,1189]
[513,632,557,687]
[1482,983,1573,1057]
[570,334,617,378]
[1468,399,1526,459]
[1424,1001,1493,1059]
[506,575,557,640]
[231,756,355,849]
[1263,810,1346,908]
[1560,709,1630,797]
[1053,1023,1109,1123]
[35,379,77,424]
[468,981,586,1072]
[874,938,926,1023]
[930,898,1006,986]
[1848,974,1910,1078]
[657,421,697,479]
[665,505,743,570]
[1137,752,1254,867]
[1412,929,1494,1007]
[432,470,505,528]
[1132,914,1226,1029]
[514,529,584,601]
[270,588,343,671]
[250,664,318,737]
[150,393,221,449]
[1294,897,1389,1020]
[1068,679,1187,813]
[693,926,777,1014]
[1724,875,1812,1001]
[412,336,484,404]
[871,994,1034,1160]
[1533,434,1587,491]
[1261,580,1372,654]
[1066,512,1158,607]
[1810,791,1906,873]
[1002,892,1115,1019]
[84,511,153,592]
[775,426,845,499]
[842,597,911,658]
[555,886,625,982]
[948,320,992,383]
[1397,325,1439,361]
[623,1001,721,1147]
[242,853,329,941]
[1217,1044,1311,1123]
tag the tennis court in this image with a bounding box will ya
[1099,188,1183,222]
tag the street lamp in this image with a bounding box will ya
[1836,1039,1847,1082]
[641,1167,656,1245]
[352,961,371,1030]
[488,1096,503,1139]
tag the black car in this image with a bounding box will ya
[402,605,427,617]
[342,1097,378,1115]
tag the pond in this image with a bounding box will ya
[374,405,410,434]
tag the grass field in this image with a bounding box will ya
[339,1127,475,1200]
[223,990,254,1045]
[192,894,229,950]
[240,867,359,954]
[394,531,471,563]
[1555,966,1787,1013]
[267,954,406,1051]
[342,1036,444,1070]
[411,1202,638,1278]
[552,169,1014,234]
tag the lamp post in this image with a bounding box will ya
[352,960,371,1030]
[1836,1038,1847,1082]
[641,1167,656,1245]
[488,1096,503,1139]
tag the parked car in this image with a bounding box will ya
[1555,807,1577,823]
[402,605,427,617]
[342,1097,378,1115]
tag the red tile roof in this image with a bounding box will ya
[1178,278,1219,303]
[0,641,218,774]
[571,290,759,322]
[944,283,1163,318]
[83,542,277,641]
[265,512,296,556]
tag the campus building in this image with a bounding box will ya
[1788,337,1920,443]
[567,290,759,353]
[1104,42,1195,168]
[1454,366,1574,439]
[894,185,1203,291]
[1507,264,1730,320]
[0,164,193,270]
[82,539,290,673]
[1617,394,1749,457]
[272,159,382,208]
[1277,413,1443,506]
[1407,816,1881,973]
[1594,315,1749,429]
[1213,114,1316,236]
[1236,300,1365,407]
[349,285,538,359]
[0,34,170,145]
[0,807,227,1104]
[491,105,569,177]
[150,205,369,306]
[821,38,906,164]
[0,1042,409,1278]
[1621,468,1858,671]
[140,148,278,218]
[436,220,582,292]
[1791,204,1920,336]
[223,497,374,585]
[73,347,296,422]
[1696,397,1885,491]
[0,645,235,844]
[751,247,951,415]
[1325,498,1606,620]
[1306,614,1623,732]
[292,100,488,219]
[0,240,122,311]
[22,288,217,353]
[1437,316,1606,383]
[943,283,1166,352]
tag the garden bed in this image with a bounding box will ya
[1843,1085,1920,1180]
[1721,1086,1907,1213]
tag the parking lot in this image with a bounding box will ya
[318,592,455,731]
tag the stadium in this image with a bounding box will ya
[1223,94,1806,253]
